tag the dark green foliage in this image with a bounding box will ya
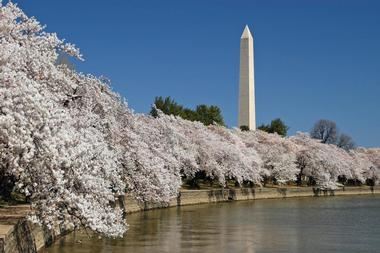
[258,118,289,137]
[185,171,207,189]
[195,105,224,126]
[240,125,250,131]
[0,170,15,202]
[150,96,184,117]
[307,177,317,186]
[151,96,225,126]
[366,178,375,187]
[257,124,271,132]
[338,175,348,185]
[0,170,26,204]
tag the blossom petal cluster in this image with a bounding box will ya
[0,2,379,237]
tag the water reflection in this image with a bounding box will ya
[42,195,380,253]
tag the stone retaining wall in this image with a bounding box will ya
[0,218,71,253]
[0,186,379,253]
[123,186,380,213]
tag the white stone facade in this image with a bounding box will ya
[238,25,256,130]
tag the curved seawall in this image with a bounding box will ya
[1,186,379,253]
[123,186,380,213]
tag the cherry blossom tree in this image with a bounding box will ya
[236,130,299,184]
[0,2,126,236]
[356,148,380,185]
[155,112,263,186]
[290,133,377,188]
[1,1,379,239]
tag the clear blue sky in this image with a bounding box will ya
[15,0,380,147]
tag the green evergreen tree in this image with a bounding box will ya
[258,118,289,137]
[150,96,183,117]
[151,96,225,126]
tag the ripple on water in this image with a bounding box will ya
[41,195,380,253]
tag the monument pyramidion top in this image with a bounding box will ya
[241,25,253,39]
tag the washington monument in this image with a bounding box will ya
[238,25,256,130]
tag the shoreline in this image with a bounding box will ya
[1,185,379,253]
[124,185,380,214]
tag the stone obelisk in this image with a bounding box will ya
[238,25,256,130]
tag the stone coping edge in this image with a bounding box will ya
[0,186,379,253]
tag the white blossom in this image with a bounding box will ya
[1,2,379,238]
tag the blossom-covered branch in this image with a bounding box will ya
[0,2,379,238]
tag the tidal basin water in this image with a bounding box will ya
[43,195,380,253]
